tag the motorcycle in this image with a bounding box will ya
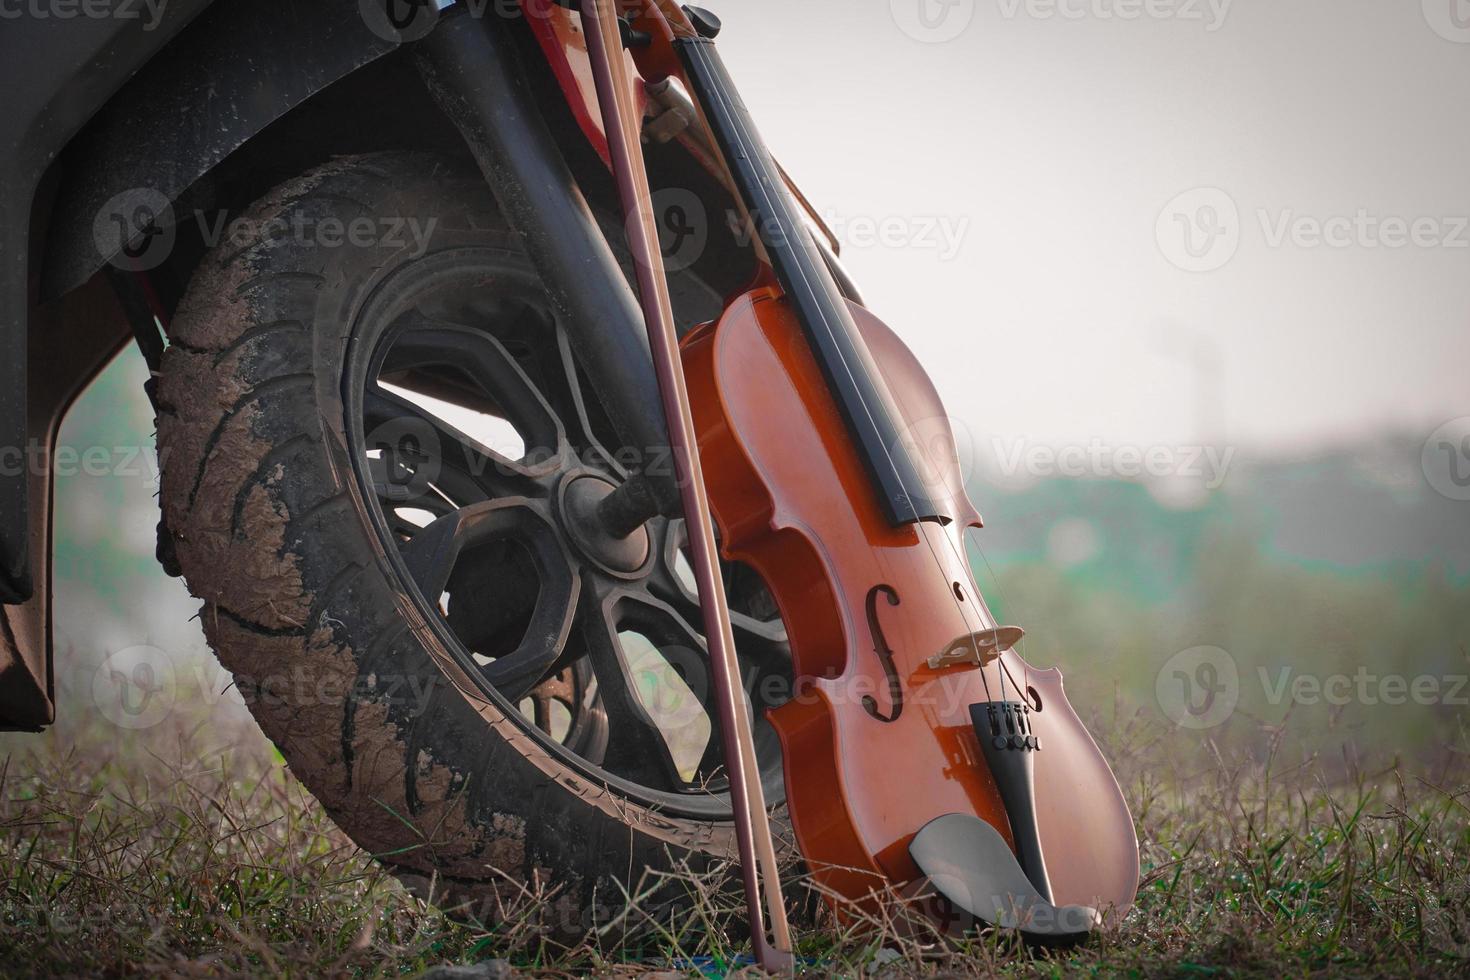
[0,0,1137,959]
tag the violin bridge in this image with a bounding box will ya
[926,625,1025,670]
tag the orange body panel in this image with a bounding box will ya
[522,0,647,166]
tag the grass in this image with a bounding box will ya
[30,356,1469,975]
[2,685,1468,979]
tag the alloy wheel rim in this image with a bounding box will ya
[342,250,790,817]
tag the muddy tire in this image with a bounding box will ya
[155,152,790,942]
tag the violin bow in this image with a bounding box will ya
[577,0,795,970]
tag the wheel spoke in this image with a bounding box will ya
[399,499,498,597]
[552,324,627,477]
[525,660,610,763]
[648,521,790,668]
[364,383,538,501]
[357,291,791,806]
[386,314,567,469]
[649,570,790,654]
[559,659,610,763]
[384,490,456,539]
[576,588,692,791]
[401,499,580,702]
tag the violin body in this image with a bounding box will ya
[569,0,1141,940]
[684,288,1140,923]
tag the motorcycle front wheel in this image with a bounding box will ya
[155,152,793,942]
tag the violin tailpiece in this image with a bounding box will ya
[971,701,1050,901]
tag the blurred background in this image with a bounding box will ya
[33,0,1470,779]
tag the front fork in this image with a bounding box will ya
[413,3,681,522]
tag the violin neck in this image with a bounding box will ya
[675,37,949,527]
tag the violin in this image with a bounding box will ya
[580,0,1139,957]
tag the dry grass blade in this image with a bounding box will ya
[2,697,1468,977]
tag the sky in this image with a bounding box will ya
[708,0,1470,457]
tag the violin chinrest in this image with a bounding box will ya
[909,812,1100,945]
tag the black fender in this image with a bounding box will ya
[42,0,401,300]
[4,0,398,598]
[0,0,403,725]
[0,0,217,603]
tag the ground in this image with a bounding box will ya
[3,696,1467,979]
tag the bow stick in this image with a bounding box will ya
[577,0,795,970]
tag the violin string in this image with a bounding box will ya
[685,42,999,705]
[699,41,1014,705]
[687,41,997,705]
[971,532,1030,700]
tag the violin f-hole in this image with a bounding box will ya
[862,584,903,722]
